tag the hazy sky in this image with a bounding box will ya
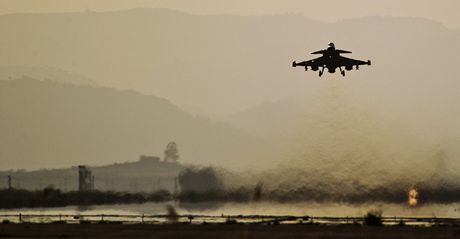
[0,0,459,28]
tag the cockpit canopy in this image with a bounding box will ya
[328,42,335,49]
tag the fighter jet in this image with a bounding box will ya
[292,43,371,77]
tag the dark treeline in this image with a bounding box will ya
[178,186,460,205]
[2,184,460,209]
[178,167,460,205]
[0,186,171,209]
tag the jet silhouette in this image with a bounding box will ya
[292,43,371,77]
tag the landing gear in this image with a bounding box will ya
[340,67,345,77]
[319,68,324,77]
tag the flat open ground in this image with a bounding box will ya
[0,223,459,239]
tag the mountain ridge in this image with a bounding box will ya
[0,79,272,170]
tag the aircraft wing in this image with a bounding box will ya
[336,49,352,54]
[292,56,325,69]
[311,50,326,55]
[336,55,371,67]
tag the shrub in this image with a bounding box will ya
[225,218,238,224]
[364,211,383,226]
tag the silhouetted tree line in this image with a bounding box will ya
[0,186,172,209]
[3,184,460,209]
[178,167,460,204]
[178,167,223,192]
[3,167,460,209]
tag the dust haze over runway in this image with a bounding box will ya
[221,79,460,205]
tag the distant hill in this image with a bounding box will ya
[0,65,94,85]
[0,156,184,192]
[0,79,269,170]
[226,99,304,139]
